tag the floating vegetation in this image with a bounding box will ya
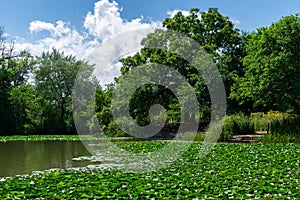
[0,142,300,198]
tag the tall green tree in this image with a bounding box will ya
[0,57,14,135]
[230,14,300,113]
[35,49,92,134]
[0,27,15,135]
[94,85,114,131]
[119,8,245,125]
[8,52,37,134]
[0,27,35,135]
[163,8,246,114]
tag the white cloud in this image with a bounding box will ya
[167,9,191,18]
[83,0,158,40]
[29,20,79,38]
[29,21,55,34]
[14,0,160,62]
[16,22,98,60]
[12,0,161,86]
[88,28,154,86]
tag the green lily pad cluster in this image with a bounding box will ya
[0,142,300,199]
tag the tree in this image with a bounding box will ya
[0,27,15,135]
[95,85,114,129]
[9,84,42,134]
[118,8,245,125]
[230,14,300,113]
[163,8,246,114]
[0,27,34,135]
[0,57,14,135]
[8,52,37,134]
[35,49,92,134]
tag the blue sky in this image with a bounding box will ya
[0,0,299,59]
[1,0,299,35]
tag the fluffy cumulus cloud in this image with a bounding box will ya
[15,20,98,58]
[15,0,159,60]
[29,21,56,34]
[83,0,157,40]
[29,20,75,38]
[12,0,161,86]
[12,2,241,85]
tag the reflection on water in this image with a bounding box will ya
[0,140,91,177]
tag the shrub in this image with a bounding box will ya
[260,113,300,143]
[251,112,269,132]
[270,116,300,136]
[262,115,300,143]
[261,133,300,143]
[220,116,234,141]
[105,120,130,137]
[233,116,255,135]
[220,115,255,141]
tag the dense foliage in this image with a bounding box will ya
[221,112,300,142]
[0,27,35,135]
[0,142,300,198]
[262,114,300,143]
[34,50,92,134]
[231,14,300,113]
[118,8,245,126]
[0,27,94,135]
[221,115,255,141]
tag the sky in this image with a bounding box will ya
[1,0,299,56]
[0,0,299,84]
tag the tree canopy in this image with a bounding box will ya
[0,27,93,135]
[0,27,35,135]
[230,14,300,114]
[119,8,245,125]
[35,49,93,134]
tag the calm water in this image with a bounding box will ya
[0,140,92,177]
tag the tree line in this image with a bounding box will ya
[1,8,300,136]
[0,27,93,135]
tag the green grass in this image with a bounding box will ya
[0,135,84,141]
[0,142,300,199]
[0,134,206,142]
[0,135,133,141]
[262,133,300,144]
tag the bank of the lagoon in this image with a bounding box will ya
[0,141,299,199]
[0,135,91,141]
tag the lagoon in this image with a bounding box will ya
[0,140,91,177]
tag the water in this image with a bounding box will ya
[0,140,92,177]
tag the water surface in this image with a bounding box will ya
[0,140,91,177]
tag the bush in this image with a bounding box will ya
[220,116,234,141]
[221,112,300,143]
[262,115,300,143]
[261,133,300,143]
[220,115,255,141]
[105,120,130,137]
[250,112,269,132]
[233,116,255,135]
[270,116,300,136]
